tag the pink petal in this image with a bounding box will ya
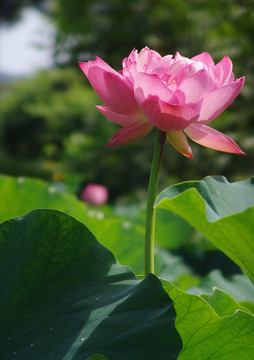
[167,131,193,158]
[142,97,199,132]
[106,121,153,147]
[136,47,150,72]
[134,72,178,105]
[184,123,245,154]
[80,63,139,114]
[144,51,162,73]
[177,69,216,105]
[167,56,190,79]
[96,105,145,126]
[135,47,162,73]
[151,55,173,78]
[123,48,138,68]
[197,77,245,124]
[191,52,215,67]
[160,55,173,67]
[215,56,233,86]
[79,57,118,77]
[174,52,185,62]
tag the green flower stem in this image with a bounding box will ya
[145,129,166,276]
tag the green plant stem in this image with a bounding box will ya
[145,129,166,276]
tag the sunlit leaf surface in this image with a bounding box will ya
[162,280,254,360]
[156,176,254,282]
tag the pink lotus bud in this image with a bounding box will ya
[79,47,245,158]
[81,184,108,205]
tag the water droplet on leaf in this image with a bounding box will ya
[49,186,57,194]
[122,221,131,229]
[17,177,25,184]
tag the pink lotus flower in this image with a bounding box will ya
[81,183,108,205]
[79,47,245,158]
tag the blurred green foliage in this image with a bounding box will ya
[0,0,254,200]
[0,69,158,199]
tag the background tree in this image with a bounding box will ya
[0,0,47,22]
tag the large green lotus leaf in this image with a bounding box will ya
[0,174,93,224]
[162,280,254,360]
[191,269,254,303]
[0,210,182,360]
[201,287,253,316]
[0,175,192,278]
[156,176,254,282]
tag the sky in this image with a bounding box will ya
[0,8,55,77]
